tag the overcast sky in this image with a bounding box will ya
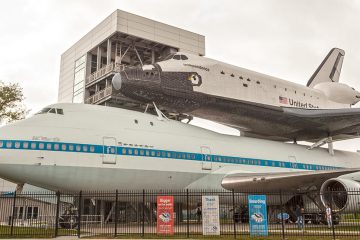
[1,0,360,153]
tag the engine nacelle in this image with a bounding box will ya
[313,82,360,105]
[320,178,360,212]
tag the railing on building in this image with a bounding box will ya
[86,63,125,86]
[85,86,113,104]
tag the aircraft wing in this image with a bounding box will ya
[221,169,360,192]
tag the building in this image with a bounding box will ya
[58,9,205,110]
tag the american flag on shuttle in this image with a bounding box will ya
[279,96,288,104]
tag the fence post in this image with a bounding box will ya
[142,189,145,238]
[10,191,17,236]
[77,191,82,239]
[114,189,118,237]
[330,192,336,240]
[186,189,189,238]
[232,189,237,239]
[279,191,285,240]
[55,191,61,238]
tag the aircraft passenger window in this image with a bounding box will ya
[62,144,66,151]
[140,150,144,155]
[56,109,64,115]
[256,81,260,84]
[239,76,243,79]
[157,151,161,157]
[230,74,234,77]
[110,148,115,154]
[162,152,166,157]
[23,142,29,148]
[146,150,149,156]
[31,143,36,149]
[247,78,251,82]
[39,143,44,149]
[168,153,171,158]
[122,149,126,154]
[0,141,3,147]
[128,149,133,154]
[285,88,287,91]
[181,55,188,60]
[274,85,277,88]
[76,145,81,151]
[173,55,181,60]
[54,144,59,150]
[69,145,74,151]
[243,84,248,87]
[221,71,225,74]
[89,146,94,152]
[151,151,155,156]
[83,145,88,152]
[134,150,138,155]
[150,122,154,126]
[46,144,52,150]
[49,108,56,114]
[134,119,138,124]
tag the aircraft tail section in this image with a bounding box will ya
[307,48,345,87]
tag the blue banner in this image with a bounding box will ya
[248,195,268,236]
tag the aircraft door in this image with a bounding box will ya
[102,137,117,164]
[201,146,212,170]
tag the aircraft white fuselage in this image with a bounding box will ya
[0,103,360,194]
[153,52,359,109]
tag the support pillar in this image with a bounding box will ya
[97,46,102,70]
[107,39,112,65]
[151,48,155,64]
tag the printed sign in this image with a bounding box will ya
[248,195,268,236]
[157,196,174,235]
[202,195,220,235]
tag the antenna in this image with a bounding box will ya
[153,102,169,121]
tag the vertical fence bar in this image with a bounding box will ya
[186,189,190,238]
[77,191,82,238]
[232,189,236,239]
[330,192,336,240]
[114,189,118,237]
[55,191,61,237]
[142,189,145,238]
[279,191,285,240]
[10,191,16,237]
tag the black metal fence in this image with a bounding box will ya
[0,189,360,239]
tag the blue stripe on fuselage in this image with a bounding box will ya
[0,139,339,171]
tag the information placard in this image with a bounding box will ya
[157,196,174,235]
[248,195,268,236]
[202,195,220,235]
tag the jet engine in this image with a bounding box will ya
[313,82,360,105]
[320,178,360,212]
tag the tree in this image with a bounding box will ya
[0,81,27,124]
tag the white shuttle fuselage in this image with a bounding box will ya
[0,103,360,194]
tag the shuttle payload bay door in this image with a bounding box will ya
[201,146,212,170]
[102,137,117,164]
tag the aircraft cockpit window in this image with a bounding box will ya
[180,55,188,60]
[37,108,51,114]
[49,108,56,114]
[173,55,181,60]
[36,107,64,115]
[56,109,64,115]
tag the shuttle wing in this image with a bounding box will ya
[221,168,360,192]
[222,98,360,142]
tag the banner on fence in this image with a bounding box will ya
[248,195,268,236]
[157,196,174,235]
[202,195,220,235]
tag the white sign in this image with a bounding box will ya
[202,195,220,235]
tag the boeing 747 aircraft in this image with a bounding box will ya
[112,48,360,142]
[0,103,360,212]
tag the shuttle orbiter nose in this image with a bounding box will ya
[112,73,122,91]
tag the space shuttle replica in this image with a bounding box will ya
[112,48,360,143]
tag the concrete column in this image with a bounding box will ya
[97,46,102,70]
[151,49,155,64]
[107,39,111,65]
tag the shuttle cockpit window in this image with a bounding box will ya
[162,53,176,61]
[173,55,181,60]
[180,55,188,60]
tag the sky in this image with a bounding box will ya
[0,0,360,159]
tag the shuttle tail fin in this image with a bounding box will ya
[307,48,345,87]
